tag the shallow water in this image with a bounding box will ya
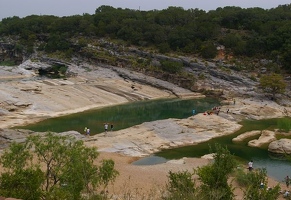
[133,118,291,182]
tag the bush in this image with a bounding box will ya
[160,60,183,74]
[240,168,280,200]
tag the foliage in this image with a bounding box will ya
[0,132,119,200]
[0,60,16,66]
[160,60,183,74]
[200,42,217,59]
[259,73,286,98]
[196,144,236,200]
[164,170,197,199]
[237,168,280,200]
[0,142,44,199]
[164,144,236,200]
[1,4,291,69]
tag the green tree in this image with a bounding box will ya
[200,42,217,59]
[160,60,183,74]
[164,144,236,200]
[197,144,236,200]
[0,142,44,200]
[240,168,280,200]
[164,170,197,199]
[0,132,119,200]
[259,73,286,99]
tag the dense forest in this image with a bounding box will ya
[0,4,291,71]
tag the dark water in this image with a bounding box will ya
[16,97,219,134]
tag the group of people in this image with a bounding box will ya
[203,106,221,115]
[83,123,114,136]
[104,123,114,133]
[249,160,291,198]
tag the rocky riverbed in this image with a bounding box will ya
[1,59,291,199]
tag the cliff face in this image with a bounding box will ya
[0,42,23,64]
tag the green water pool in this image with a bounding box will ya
[15,97,291,181]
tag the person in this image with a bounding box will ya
[248,160,253,171]
[260,182,264,189]
[284,190,289,198]
[227,109,229,114]
[84,127,87,134]
[286,176,290,188]
[104,123,108,133]
[192,109,196,115]
[86,128,90,136]
[111,124,114,131]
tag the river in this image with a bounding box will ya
[16,97,291,181]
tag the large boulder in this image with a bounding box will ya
[268,139,291,154]
[248,130,276,148]
[232,130,261,143]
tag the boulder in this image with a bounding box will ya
[268,139,291,154]
[201,153,215,160]
[248,130,276,148]
[232,130,261,142]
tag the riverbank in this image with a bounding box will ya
[0,61,203,129]
[1,60,291,199]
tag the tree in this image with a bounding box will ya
[0,132,119,200]
[164,144,236,200]
[239,168,280,200]
[259,73,286,99]
[164,170,197,199]
[160,60,183,74]
[200,42,217,59]
[0,142,44,200]
[197,144,236,200]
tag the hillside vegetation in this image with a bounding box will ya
[0,4,291,71]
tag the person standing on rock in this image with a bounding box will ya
[84,127,87,135]
[248,160,253,171]
[285,175,290,188]
[104,123,108,133]
[86,128,90,136]
[111,124,114,131]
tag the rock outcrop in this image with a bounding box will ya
[0,42,23,64]
[268,138,291,154]
[248,130,276,148]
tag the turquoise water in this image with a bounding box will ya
[16,97,219,134]
[133,118,291,182]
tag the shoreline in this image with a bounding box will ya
[1,62,291,199]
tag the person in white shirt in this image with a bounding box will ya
[248,160,253,171]
[104,123,108,133]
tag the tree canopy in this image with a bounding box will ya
[1,4,291,69]
[259,73,286,99]
[0,132,119,200]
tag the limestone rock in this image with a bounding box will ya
[232,130,261,142]
[248,130,276,148]
[166,159,185,164]
[268,139,291,154]
[201,153,215,160]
